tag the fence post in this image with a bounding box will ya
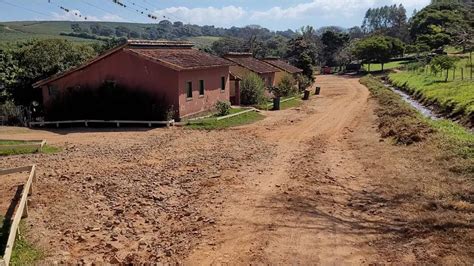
[453,67,456,81]
[461,67,464,80]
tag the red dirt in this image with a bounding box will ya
[0,75,472,264]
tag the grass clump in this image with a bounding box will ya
[187,110,264,130]
[360,75,433,144]
[1,217,43,265]
[0,140,61,156]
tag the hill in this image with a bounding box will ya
[0,20,296,48]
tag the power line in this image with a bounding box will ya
[0,0,51,18]
[140,0,188,23]
[78,0,142,23]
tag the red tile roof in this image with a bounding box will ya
[263,59,303,74]
[33,41,232,87]
[224,54,279,74]
[127,48,233,71]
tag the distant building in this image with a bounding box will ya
[33,40,233,120]
[223,53,280,88]
[263,58,303,85]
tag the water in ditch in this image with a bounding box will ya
[382,82,440,120]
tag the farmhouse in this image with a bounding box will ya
[223,53,280,88]
[33,40,233,120]
[263,58,303,85]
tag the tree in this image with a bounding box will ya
[362,4,409,41]
[2,39,96,105]
[430,55,459,81]
[211,37,248,56]
[321,30,350,66]
[353,35,404,71]
[286,36,319,81]
[409,2,470,51]
[240,73,266,105]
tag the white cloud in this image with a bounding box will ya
[153,6,246,26]
[101,13,125,22]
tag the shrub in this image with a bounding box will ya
[240,73,266,105]
[270,74,297,98]
[0,101,25,125]
[215,100,231,116]
[295,74,313,92]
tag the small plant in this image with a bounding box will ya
[215,100,231,116]
[430,55,459,82]
[240,73,266,105]
[295,74,313,92]
[270,74,297,98]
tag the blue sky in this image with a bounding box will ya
[0,0,430,30]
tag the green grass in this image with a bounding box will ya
[0,140,61,156]
[186,36,220,49]
[280,98,303,110]
[186,110,264,130]
[361,75,473,173]
[0,216,43,265]
[363,60,410,72]
[388,61,474,124]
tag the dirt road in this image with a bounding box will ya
[185,75,379,264]
[1,75,471,264]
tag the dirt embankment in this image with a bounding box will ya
[1,75,472,264]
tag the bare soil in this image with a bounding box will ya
[0,75,472,264]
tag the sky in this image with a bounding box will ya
[0,0,431,30]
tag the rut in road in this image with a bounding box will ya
[186,75,380,264]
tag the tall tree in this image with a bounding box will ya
[410,2,470,51]
[353,35,404,71]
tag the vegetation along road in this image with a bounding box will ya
[1,75,472,264]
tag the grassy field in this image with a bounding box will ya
[362,60,410,72]
[187,36,220,49]
[0,21,220,49]
[0,140,60,156]
[186,109,264,130]
[388,58,474,126]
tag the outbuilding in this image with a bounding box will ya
[223,53,280,88]
[263,58,303,85]
[33,40,233,120]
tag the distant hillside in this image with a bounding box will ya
[0,20,296,49]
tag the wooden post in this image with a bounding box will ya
[453,67,456,80]
[461,67,464,80]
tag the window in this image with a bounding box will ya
[199,80,205,96]
[48,85,59,97]
[186,81,193,99]
[221,76,226,91]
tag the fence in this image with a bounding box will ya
[0,165,37,266]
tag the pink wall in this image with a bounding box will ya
[177,67,230,117]
[40,49,231,118]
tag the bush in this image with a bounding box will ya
[270,74,297,98]
[0,101,25,125]
[215,100,231,116]
[240,73,266,105]
[295,74,313,92]
[46,81,172,121]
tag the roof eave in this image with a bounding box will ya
[33,43,128,88]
